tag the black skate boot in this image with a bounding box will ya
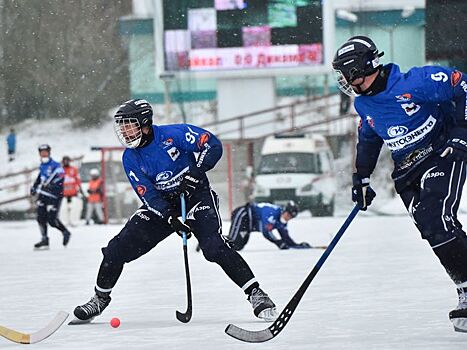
[33,237,49,250]
[449,287,467,332]
[62,230,71,247]
[248,287,278,321]
[71,290,111,324]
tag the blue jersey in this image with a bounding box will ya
[355,64,467,191]
[252,202,296,246]
[6,133,15,151]
[122,124,222,219]
[32,158,65,198]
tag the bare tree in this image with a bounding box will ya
[0,0,131,129]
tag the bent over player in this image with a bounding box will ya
[332,35,467,332]
[228,201,312,250]
[73,99,277,323]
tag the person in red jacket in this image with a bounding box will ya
[61,156,83,226]
[85,168,104,225]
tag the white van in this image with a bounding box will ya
[253,134,337,216]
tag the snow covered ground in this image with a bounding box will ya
[1,212,467,349]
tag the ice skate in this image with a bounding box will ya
[62,230,71,247]
[450,287,467,332]
[70,291,111,325]
[33,237,49,250]
[248,287,278,322]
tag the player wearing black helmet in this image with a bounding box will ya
[227,200,312,251]
[72,99,278,324]
[333,35,467,332]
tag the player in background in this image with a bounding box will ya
[61,155,83,226]
[227,200,312,250]
[30,144,71,250]
[85,168,104,225]
[332,35,467,332]
[73,99,277,323]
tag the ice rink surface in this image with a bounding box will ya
[1,211,467,349]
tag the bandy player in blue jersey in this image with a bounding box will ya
[73,99,277,323]
[332,36,467,332]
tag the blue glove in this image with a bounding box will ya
[441,128,467,162]
[352,173,376,211]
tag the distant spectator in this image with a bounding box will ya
[6,128,16,162]
[60,156,84,226]
[86,168,104,225]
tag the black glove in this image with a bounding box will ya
[290,242,312,249]
[30,187,37,196]
[179,168,204,198]
[352,173,376,211]
[441,128,467,162]
[168,215,192,239]
[276,240,289,250]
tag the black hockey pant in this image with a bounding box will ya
[227,204,255,251]
[400,157,467,285]
[96,189,258,294]
[36,195,68,238]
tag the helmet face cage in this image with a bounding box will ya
[333,69,358,97]
[114,116,143,149]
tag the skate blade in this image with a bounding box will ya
[68,317,94,325]
[257,307,278,322]
[33,246,50,251]
[452,318,467,333]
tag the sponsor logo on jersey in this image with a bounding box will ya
[366,115,375,128]
[186,201,211,220]
[196,143,211,168]
[132,208,150,221]
[167,147,180,161]
[420,166,444,189]
[451,71,462,86]
[398,145,433,171]
[387,125,408,137]
[197,132,210,149]
[162,138,173,147]
[385,116,436,151]
[401,102,421,116]
[136,185,147,196]
[154,167,189,191]
[156,171,173,181]
[395,93,412,102]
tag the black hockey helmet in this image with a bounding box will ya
[332,36,384,96]
[38,144,51,153]
[284,200,299,218]
[114,99,153,148]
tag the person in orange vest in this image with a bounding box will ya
[61,156,84,226]
[86,168,104,225]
